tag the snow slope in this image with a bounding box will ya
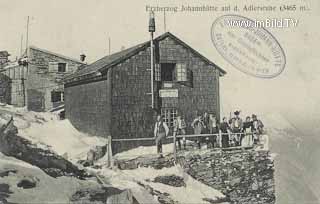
[1,105,226,203]
[97,165,225,204]
[0,152,97,203]
[0,105,107,162]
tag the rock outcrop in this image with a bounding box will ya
[115,148,275,204]
[116,155,175,170]
[179,150,275,204]
[153,175,186,187]
[0,114,86,178]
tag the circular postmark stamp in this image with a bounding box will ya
[211,15,286,78]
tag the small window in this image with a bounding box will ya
[51,91,64,102]
[58,63,67,72]
[161,63,175,82]
[161,108,178,127]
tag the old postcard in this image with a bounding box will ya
[0,0,319,203]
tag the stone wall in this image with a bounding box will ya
[179,150,275,204]
[27,47,83,111]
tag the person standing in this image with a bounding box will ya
[202,112,210,134]
[231,111,243,146]
[220,117,230,148]
[252,114,264,144]
[191,114,204,149]
[173,115,187,150]
[154,115,169,158]
[242,116,254,147]
[208,114,219,148]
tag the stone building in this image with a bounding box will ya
[0,63,26,106]
[26,46,85,111]
[0,46,85,110]
[64,32,226,151]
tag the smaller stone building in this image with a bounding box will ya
[26,46,85,111]
[0,47,85,110]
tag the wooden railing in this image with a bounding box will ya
[109,131,257,167]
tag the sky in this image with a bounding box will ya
[1,0,319,134]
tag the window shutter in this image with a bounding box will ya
[51,91,55,102]
[48,62,58,72]
[187,68,193,87]
[154,63,161,81]
[65,63,69,72]
[176,63,187,82]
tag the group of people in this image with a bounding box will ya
[221,111,265,148]
[153,110,264,157]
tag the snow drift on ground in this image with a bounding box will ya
[0,152,96,203]
[0,104,107,162]
[97,165,225,204]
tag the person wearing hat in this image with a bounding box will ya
[154,115,169,158]
[231,110,243,146]
[252,114,264,144]
[173,114,187,150]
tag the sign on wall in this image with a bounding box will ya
[159,89,178,98]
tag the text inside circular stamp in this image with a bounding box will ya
[211,15,286,78]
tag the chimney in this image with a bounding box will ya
[80,54,86,62]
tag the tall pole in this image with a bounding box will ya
[26,16,29,56]
[150,32,154,109]
[149,11,155,109]
[164,10,166,32]
[108,37,111,55]
[20,35,23,57]
[24,16,30,108]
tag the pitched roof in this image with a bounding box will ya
[65,43,147,80]
[29,46,86,64]
[65,32,226,82]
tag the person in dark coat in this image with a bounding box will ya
[202,112,210,134]
[154,115,169,157]
[252,114,264,144]
[208,114,219,148]
[220,117,230,148]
